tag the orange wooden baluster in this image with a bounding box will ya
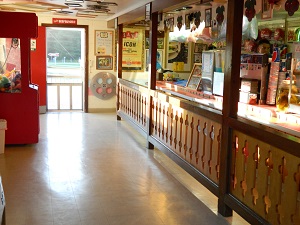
[184,114,189,157]
[232,136,239,189]
[158,102,161,137]
[178,114,183,153]
[195,120,201,164]
[276,157,288,224]
[208,126,215,174]
[161,105,165,140]
[174,113,178,148]
[201,123,207,170]
[251,145,260,205]
[169,111,173,146]
[155,101,158,134]
[241,140,249,197]
[215,129,221,180]
[189,117,194,161]
[291,164,300,225]
[264,151,273,215]
[165,108,169,143]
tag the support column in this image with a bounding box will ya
[117,23,123,121]
[146,9,158,149]
[218,0,244,216]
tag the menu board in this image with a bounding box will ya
[95,30,114,56]
[122,28,144,71]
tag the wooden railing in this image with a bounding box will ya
[117,78,300,225]
[231,130,300,225]
[150,91,222,185]
[117,79,148,133]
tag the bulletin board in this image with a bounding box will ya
[95,30,114,56]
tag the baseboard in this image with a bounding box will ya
[88,108,116,113]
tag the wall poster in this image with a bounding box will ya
[95,30,114,56]
[167,41,192,72]
[122,28,144,71]
[0,38,22,93]
[96,56,113,70]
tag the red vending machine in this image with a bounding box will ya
[0,12,39,144]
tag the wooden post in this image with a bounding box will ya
[218,0,244,217]
[146,9,158,149]
[117,23,123,121]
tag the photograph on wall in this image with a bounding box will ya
[122,28,144,71]
[145,49,164,72]
[95,30,114,56]
[194,43,207,53]
[201,51,214,94]
[185,14,191,30]
[261,0,273,19]
[96,56,113,70]
[186,63,202,90]
[0,38,22,93]
[167,41,191,72]
[194,53,202,63]
[205,8,212,28]
[157,38,164,49]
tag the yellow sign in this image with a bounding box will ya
[122,28,144,71]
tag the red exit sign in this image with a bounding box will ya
[52,18,77,25]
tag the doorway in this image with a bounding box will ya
[44,26,88,112]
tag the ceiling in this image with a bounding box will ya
[0,0,152,20]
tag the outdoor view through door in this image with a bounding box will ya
[46,27,85,111]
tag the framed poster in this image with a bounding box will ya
[185,14,191,30]
[96,56,113,70]
[145,37,164,49]
[157,49,164,69]
[95,30,114,56]
[194,43,207,53]
[157,38,164,49]
[122,28,144,71]
[167,42,192,72]
[145,49,164,71]
[194,53,202,63]
[261,0,273,19]
[145,2,151,22]
[205,8,212,28]
[169,18,174,32]
[186,63,202,90]
[201,51,214,94]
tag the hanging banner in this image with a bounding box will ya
[122,28,144,71]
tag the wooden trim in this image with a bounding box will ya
[228,117,300,157]
[118,79,148,93]
[224,194,271,225]
[117,24,123,79]
[41,23,89,113]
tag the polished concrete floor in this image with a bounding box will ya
[0,112,249,225]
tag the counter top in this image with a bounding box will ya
[156,80,300,138]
